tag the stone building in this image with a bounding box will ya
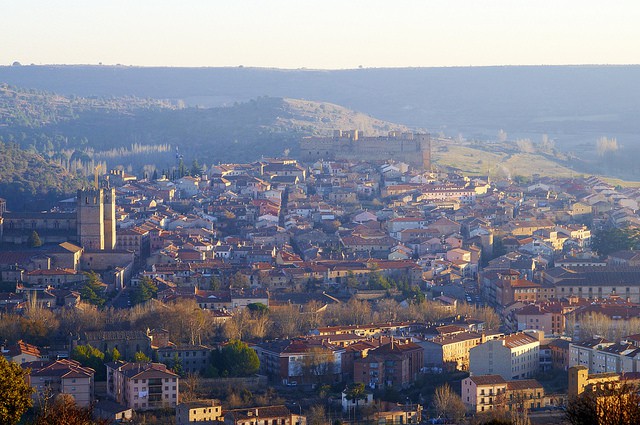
[74,330,153,360]
[0,187,116,250]
[461,375,546,413]
[300,130,431,170]
[77,187,116,251]
[176,399,223,425]
[224,405,305,425]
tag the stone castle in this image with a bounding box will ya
[300,130,431,170]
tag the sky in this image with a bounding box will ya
[4,0,640,69]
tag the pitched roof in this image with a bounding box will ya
[501,333,539,349]
[470,375,507,385]
[27,359,94,379]
[225,405,291,420]
[506,379,544,391]
[4,340,41,358]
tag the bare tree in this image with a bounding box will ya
[433,384,466,423]
[224,309,250,340]
[247,313,271,340]
[269,304,301,339]
[180,373,201,403]
[307,405,327,425]
[375,299,399,322]
[302,300,326,329]
[302,347,336,383]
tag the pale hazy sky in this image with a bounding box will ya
[4,0,640,68]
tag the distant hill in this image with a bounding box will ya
[0,74,637,181]
[0,85,408,170]
[0,83,175,128]
[1,65,639,146]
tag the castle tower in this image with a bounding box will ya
[417,133,432,171]
[77,188,105,250]
[103,187,116,250]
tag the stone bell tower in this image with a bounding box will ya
[77,187,116,251]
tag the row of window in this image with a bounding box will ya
[133,378,177,384]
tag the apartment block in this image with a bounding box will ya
[106,361,179,411]
[469,331,541,380]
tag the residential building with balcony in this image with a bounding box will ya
[25,359,94,407]
[461,375,546,413]
[106,361,179,411]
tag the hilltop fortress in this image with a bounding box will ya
[300,130,431,170]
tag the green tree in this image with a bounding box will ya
[367,271,391,290]
[190,159,202,177]
[130,277,158,306]
[133,351,151,363]
[28,230,42,247]
[213,340,260,377]
[104,347,120,363]
[0,356,34,425]
[592,228,639,257]
[345,271,360,289]
[71,344,106,380]
[168,353,184,377]
[80,271,106,307]
[247,302,269,316]
[345,382,367,417]
[178,158,186,178]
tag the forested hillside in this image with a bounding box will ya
[0,85,406,168]
[0,83,175,128]
[0,142,85,210]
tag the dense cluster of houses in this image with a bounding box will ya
[4,154,640,421]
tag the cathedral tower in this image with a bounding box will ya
[103,187,116,250]
[77,188,104,250]
[77,187,116,251]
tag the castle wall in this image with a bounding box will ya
[300,131,431,169]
